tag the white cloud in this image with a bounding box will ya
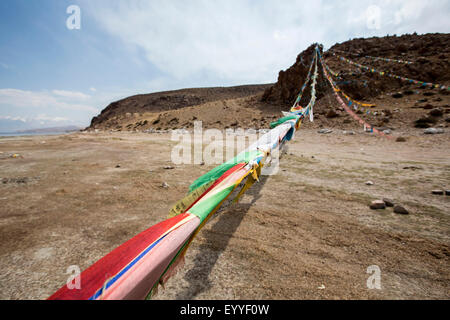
[0,115,27,122]
[85,0,450,84]
[0,89,99,113]
[85,0,325,84]
[52,90,91,100]
[34,114,70,122]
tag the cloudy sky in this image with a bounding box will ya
[0,0,449,131]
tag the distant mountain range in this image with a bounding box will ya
[0,125,82,134]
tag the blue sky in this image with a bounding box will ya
[1,0,449,131]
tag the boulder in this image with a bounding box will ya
[429,108,443,117]
[383,198,395,207]
[393,205,409,215]
[370,200,386,210]
[414,116,436,128]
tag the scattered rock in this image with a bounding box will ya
[396,136,407,142]
[163,166,175,170]
[424,128,444,134]
[343,130,355,135]
[383,129,391,135]
[325,110,338,118]
[429,108,443,117]
[318,129,333,134]
[115,164,121,168]
[446,190,450,196]
[365,181,374,186]
[161,182,169,188]
[200,161,205,166]
[422,104,435,110]
[431,190,444,195]
[403,90,414,95]
[423,91,435,97]
[1,177,39,184]
[393,205,409,215]
[414,116,437,128]
[403,166,422,170]
[370,200,386,210]
[392,92,403,98]
[383,198,395,207]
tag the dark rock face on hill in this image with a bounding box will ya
[261,44,326,105]
[262,34,450,106]
[323,33,450,101]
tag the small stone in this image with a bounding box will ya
[318,129,333,134]
[163,166,175,170]
[403,90,414,96]
[424,128,444,134]
[429,108,443,117]
[403,166,422,170]
[392,92,403,99]
[415,116,436,128]
[370,200,386,210]
[326,110,338,118]
[431,190,444,195]
[115,164,121,168]
[383,198,395,207]
[343,130,355,135]
[445,190,450,196]
[161,182,169,188]
[396,136,407,142]
[200,161,205,166]
[393,205,409,215]
[366,181,374,186]
[383,129,391,135]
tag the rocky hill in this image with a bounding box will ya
[89,84,273,131]
[88,33,450,132]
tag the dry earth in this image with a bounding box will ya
[0,129,449,300]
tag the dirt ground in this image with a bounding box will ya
[0,128,449,300]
